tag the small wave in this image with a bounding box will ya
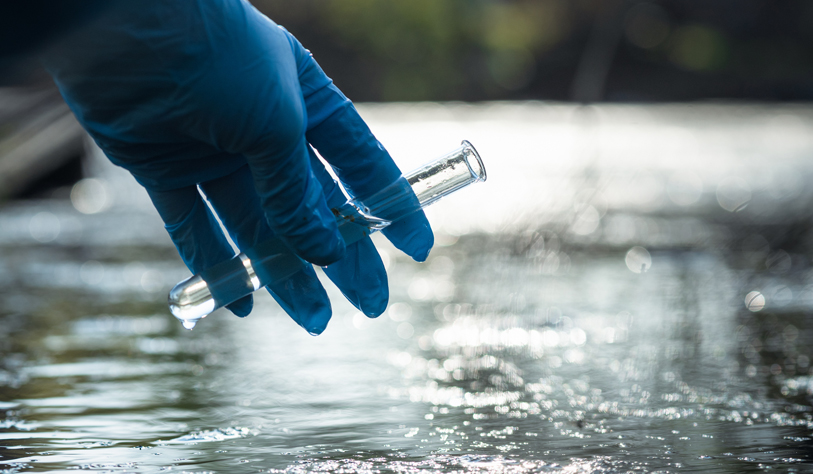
[165,427,252,444]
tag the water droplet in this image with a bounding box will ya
[182,320,196,330]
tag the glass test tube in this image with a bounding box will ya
[169,140,486,329]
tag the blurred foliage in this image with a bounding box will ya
[254,0,586,101]
[254,0,813,102]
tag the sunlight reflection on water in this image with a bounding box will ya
[2,103,813,472]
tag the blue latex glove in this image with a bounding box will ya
[41,0,433,334]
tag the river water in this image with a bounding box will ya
[2,103,813,473]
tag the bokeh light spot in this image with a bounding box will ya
[397,322,415,339]
[625,246,652,273]
[29,211,61,243]
[716,177,751,212]
[388,302,413,322]
[669,24,729,71]
[744,291,765,312]
[667,171,703,206]
[71,178,110,214]
[571,205,601,236]
[408,277,432,301]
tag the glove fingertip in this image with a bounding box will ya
[359,271,389,317]
[411,242,432,263]
[264,266,333,334]
[313,234,347,267]
[383,215,434,263]
[363,295,388,318]
[322,238,389,318]
[226,295,254,318]
[304,308,332,335]
[344,284,388,318]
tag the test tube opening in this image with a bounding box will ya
[461,140,487,183]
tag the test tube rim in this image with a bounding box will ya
[461,140,487,183]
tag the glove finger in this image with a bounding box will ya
[323,237,388,317]
[271,264,332,335]
[308,90,434,262]
[184,20,344,267]
[307,147,389,317]
[382,213,433,263]
[282,28,434,261]
[199,164,332,334]
[145,185,252,317]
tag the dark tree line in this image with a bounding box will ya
[255,0,813,102]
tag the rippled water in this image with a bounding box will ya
[2,103,813,472]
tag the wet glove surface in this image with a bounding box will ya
[42,0,433,334]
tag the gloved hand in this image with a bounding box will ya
[41,0,433,334]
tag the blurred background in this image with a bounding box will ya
[4,0,813,199]
[3,1,813,472]
[260,0,813,102]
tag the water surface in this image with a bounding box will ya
[2,103,813,472]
